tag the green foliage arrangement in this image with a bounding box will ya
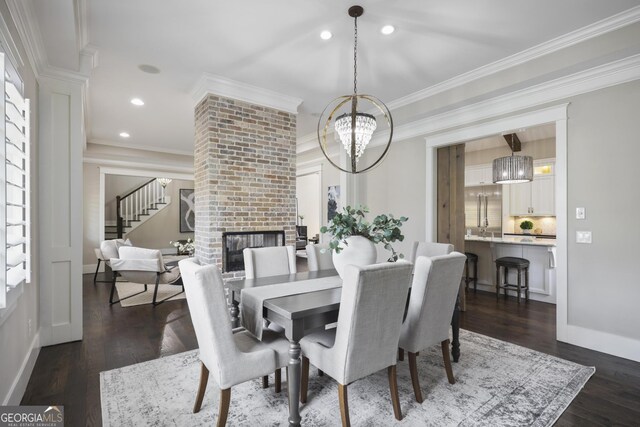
[320,205,408,262]
[519,220,534,230]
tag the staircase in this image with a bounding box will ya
[104,178,172,239]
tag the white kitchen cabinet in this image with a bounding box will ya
[463,238,556,304]
[509,182,532,216]
[465,164,492,187]
[509,160,555,216]
[531,175,555,215]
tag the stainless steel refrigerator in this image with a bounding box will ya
[464,185,502,236]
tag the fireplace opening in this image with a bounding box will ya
[222,230,286,272]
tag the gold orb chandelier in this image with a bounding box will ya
[317,5,393,174]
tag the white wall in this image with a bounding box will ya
[0,2,41,404]
[125,179,195,249]
[359,137,426,262]
[566,81,640,342]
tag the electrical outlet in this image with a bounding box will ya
[576,207,586,219]
[576,231,592,244]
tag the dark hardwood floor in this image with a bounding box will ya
[21,263,640,426]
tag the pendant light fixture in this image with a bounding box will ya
[317,5,393,174]
[492,133,533,184]
[157,177,172,203]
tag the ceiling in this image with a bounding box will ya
[31,0,640,154]
[465,124,556,152]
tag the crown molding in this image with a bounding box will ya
[7,0,96,82]
[385,5,640,112]
[298,54,640,154]
[88,138,194,157]
[296,132,319,155]
[191,73,303,114]
[6,0,47,77]
[84,155,194,174]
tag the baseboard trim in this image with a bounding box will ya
[564,325,640,363]
[83,263,103,274]
[471,282,556,304]
[3,331,40,405]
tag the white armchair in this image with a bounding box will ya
[178,258,290,426]
[109,246,182,306]
[300,262,413,425]
[398,252,466,402]
[306,243,334,272]
[93,238,132,284]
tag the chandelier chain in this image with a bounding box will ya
[353,15,358,95]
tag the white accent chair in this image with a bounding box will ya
[242,245,296,279]
[242,245,296,390]
[94,238,133,284]
[109,246,182,306]
[398,252,467,403]
[305,243,334,272]
[409,241,454,263]
[300,262,413,425]
[178,259,290,426]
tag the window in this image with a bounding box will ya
[0,49,30,310]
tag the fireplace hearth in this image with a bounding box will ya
[222,230,285,272]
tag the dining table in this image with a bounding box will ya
[226,268,461,427]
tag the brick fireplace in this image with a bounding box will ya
[193,93,297,279]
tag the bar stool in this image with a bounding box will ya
[464,252,478,292]
[495,257,530,303]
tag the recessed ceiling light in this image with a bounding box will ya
[381,25,395,35]
[130,98,144,106]
[119,132,130,138]
[138,64,161,74]
[320,30,332,40]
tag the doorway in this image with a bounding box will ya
[425,104,569,341]
[296,166,323,244]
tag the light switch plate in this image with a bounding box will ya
[576,231,592,244]
[576,207,586,219]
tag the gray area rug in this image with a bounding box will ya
[115,282,185,307]
[100,330,594,426]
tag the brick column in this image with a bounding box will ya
[194,94,297,278]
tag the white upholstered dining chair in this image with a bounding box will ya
[179,259,290,426]
[242,245,296,390]
[299,262,413,426]
[243,245,296,279]
[409,241,454,263]
[398,252,466,403]
[109,246,182,306]
[305,243,334,272]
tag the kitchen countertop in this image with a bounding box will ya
[465,235,556,247]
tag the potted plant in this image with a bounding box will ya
[170,238,195,256]
[320,206,408,277]
[519,220,534,235]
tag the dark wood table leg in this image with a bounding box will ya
[230,290,240,328]
[451,293,461,363]
[288,340,302,426]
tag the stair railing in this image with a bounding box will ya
[116,178,162,238]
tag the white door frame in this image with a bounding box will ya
[98,166,194,246]
[296,163,323,243]
[424,103,569,342]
